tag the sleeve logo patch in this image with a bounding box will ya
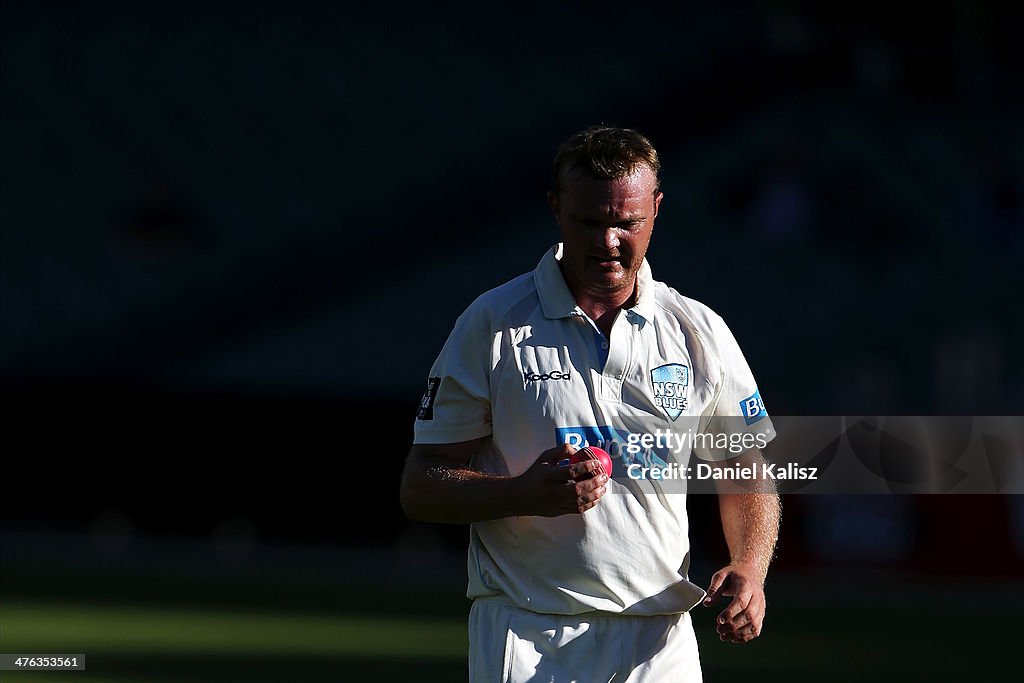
[740,390,767,425]
[417,377,441,420]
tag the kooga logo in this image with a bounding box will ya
[524,370,572,383]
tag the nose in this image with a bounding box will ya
[596,227,619,251]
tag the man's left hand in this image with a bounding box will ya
[702,564,766,644]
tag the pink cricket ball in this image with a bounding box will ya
[569,446,614,478]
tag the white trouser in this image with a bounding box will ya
[468,599,703,683]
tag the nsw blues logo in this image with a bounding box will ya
[651,363,689,421]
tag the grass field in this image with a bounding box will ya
[2,565,1019,682]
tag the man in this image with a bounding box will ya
[401,126,780,681]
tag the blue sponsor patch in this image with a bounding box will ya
[555,426,670,475]
[740,390,767,425]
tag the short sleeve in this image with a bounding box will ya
[695,313,776,461]
[412,299,495,445]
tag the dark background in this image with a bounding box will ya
[2,1,1022,681]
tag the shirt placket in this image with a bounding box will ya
[598,310,633,403]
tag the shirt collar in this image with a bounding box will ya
[534,243,656,324]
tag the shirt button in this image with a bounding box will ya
[615,373,623,379]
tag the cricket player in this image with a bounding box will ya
[401,125,780,682]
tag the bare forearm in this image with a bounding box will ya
[400,457,523,524]
[718,490,780,584]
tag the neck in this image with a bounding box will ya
[572,281,637,337]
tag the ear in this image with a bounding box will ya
[547,190,561,223]
[653,190,664,219]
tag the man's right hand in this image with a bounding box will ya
[514,444,608,517]
[401,440,608,523]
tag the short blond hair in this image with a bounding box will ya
[550,125,661,193]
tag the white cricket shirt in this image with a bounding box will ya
[414,243,774,615]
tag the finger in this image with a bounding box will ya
[719,622,756,643]
[551,467,607,490]
[717,618,757,639]
[717,590,752,625]
[546,453,587,479]
[569,459,603,481]
[718,595,765,636]
[574,483,607,513]
[716,614,748,633]
[537,443,578,466]
[729,626,761,643]
[736,623,761,642]
[743,592,766,624]
[574,469,609,491]
[575,479,607,503]
[703,570,730,606]
[574,480,607,503]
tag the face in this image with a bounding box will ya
[548,164,663,302]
